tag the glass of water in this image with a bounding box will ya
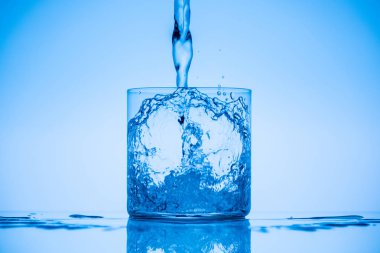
[127,87,251,219]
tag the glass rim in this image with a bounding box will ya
[127,87,252,94]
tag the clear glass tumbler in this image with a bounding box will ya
[127,87,251,219]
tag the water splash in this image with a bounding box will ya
[127,88,251,216]
[172,0,193,87]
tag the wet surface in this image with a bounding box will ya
[252,215,379,233]
[0,212,379,252]
[0,213,379,232]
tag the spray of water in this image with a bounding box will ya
[127,88,251,214]
[172,0,193,87]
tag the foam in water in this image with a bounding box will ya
[172,0,193,87]
[127,88,251,216]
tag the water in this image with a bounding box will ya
[172,0,193,87]
[127,88,251,217]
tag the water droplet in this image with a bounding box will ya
[217,91,221,96]
[218,49,222,52]
[222,92,226,96]
[221,75,225,79]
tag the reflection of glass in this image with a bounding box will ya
[127,218,251,252]
[127,87,251,218]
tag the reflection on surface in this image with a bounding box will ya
[127,218,251,252]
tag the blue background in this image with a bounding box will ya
[0,0,379,213]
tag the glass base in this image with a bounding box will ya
[129,211,248,222]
